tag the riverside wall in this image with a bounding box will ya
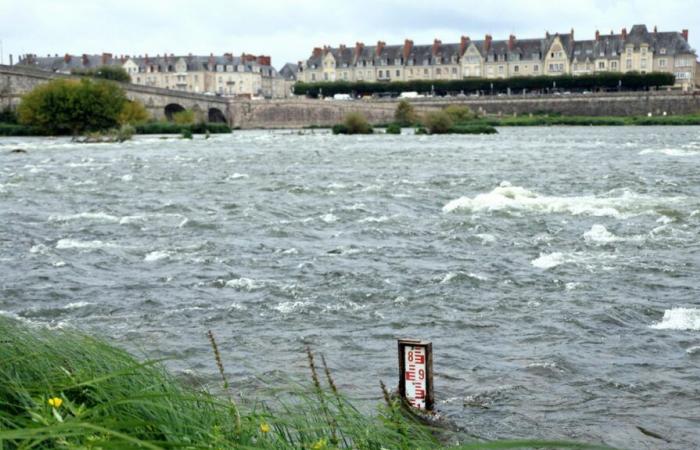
[229,92,700,129]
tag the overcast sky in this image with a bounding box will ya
[1,0,697,69]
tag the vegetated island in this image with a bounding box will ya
[0,317,613,449]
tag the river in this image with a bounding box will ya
[1,127,699,448]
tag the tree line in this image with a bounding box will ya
[294,72,676,98]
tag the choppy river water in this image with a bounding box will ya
[1,127,699,448]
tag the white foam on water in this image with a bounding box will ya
[441,271,488,284]
[227,173,249,180]
[443,181,684,218]
[178,218,190,228]
[565,282,582,290]
[49,212,120,223]
[686,346,700,355]
[583,224,644,244]
[639,148,700,157]
[56,239,118,250]
[30,244,49,255]
[53,261,66,267]
[225,277,261,291]
[476,233,497,243]
[144,251,170,262]
[651,308,700,331]
[532,252,567,269]
[280,248,298,255]
[64,302,91,309]
[656,215,674,224]
[321,213,338,223]
[119,215,146,225]
[121,174,134,182]
[273,301,313,314]
[358,215,390,223]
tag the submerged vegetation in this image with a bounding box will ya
[0,317,612,449]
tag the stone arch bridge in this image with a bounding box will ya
[0,65,231,125]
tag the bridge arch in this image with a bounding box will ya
[164,103,185,121]
[208,107,227,123]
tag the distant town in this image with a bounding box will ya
[11,24,700,98]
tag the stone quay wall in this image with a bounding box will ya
[230,92,700,129]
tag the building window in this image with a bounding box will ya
[424,68,429,75]
[436,68,441,75]
[378,70,383,78]
[626,59,632,69]
[498,65,504,74]
[598,62,605,69]
[513,65,519,73]
[396,69,400,77]
[452,67,457,74]
[533,65,539,72]
[611,61,618,70]
[660,48,667,55]
[659,58,667,67]
[641,59,647,69]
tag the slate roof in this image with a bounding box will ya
[303,26,696,68]
[279,63,299,80]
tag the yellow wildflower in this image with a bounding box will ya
[47,397,63,408]
[259,422,270,433]
[311,438,327,450]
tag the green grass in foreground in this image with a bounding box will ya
[0,318,615,449]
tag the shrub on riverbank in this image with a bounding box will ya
[0,123,44,136]
[394,100,418,126]
[423,111,454,134]
[134,122,231,134]
[118,100,150,125]
[332,112,374,135]
[18,79,127,135]
[386,123,402,134]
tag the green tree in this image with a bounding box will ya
[423,111,453,134]
[172,109,195,125]
[394,100,417,126]
[118,100,150,125]
[18,78,127,135]
[444,105,477,123]
[72,66,131,83]
[332,112,373,134]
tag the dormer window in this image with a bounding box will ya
[660,48,667,54]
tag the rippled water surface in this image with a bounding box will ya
[2,128,700,448]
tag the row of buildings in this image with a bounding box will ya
[298,25,699,90]
[16,52,298,99]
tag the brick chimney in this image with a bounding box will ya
[621,28,627,40]
[101,52,112,65]
[376,41,386,56]
[570,28,575,41]
[682,29,689,41]
[64,53,72,64]
[339,43,346,52]
[145,53,150,64]
[653,25,658,36]
[432,39,442,56]
[312,47,322,58]
[460,36,470,54]
[595,30,600,41]
[403,39,414,61]
[508,34,516,50]
[82,54,89,66]
[354,42,364,60]
[485,34,493,52]
[257,55,271,66]
[546,31,550,39]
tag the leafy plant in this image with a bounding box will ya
[172,109,195,125]
[386,123,402,134]
[394,100,417,126]
[332,112,374,135]
[118,100,150,125]
[17,78,127,135]
[423,111,454,134]
[72,66,131,83]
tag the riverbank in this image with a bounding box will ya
[0,317,611,449]
[0,122,231,137]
